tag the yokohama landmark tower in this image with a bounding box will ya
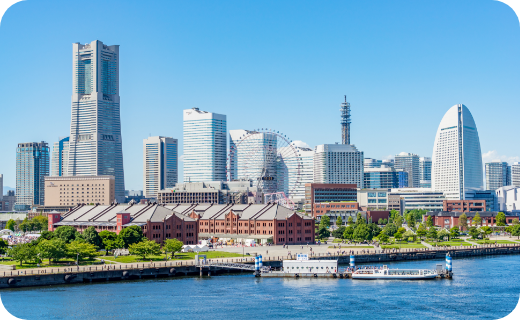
[67,40,125,203]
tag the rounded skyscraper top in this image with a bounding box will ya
[431,104,483,200]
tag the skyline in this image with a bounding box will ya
[1,0,520,190]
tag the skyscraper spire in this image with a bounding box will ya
[340,95,351,144]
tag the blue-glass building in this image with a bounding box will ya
[15,142,49,209]
[364,167,408,189]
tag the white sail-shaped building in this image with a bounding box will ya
[431,104,483,200]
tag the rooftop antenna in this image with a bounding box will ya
[340,95,351,144]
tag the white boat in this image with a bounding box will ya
[351,265,438,280]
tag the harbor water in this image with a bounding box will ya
[2,255,519,319]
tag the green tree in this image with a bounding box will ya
[319,215,330,229]
[118,226,145,248]
[353,224,371,241]
[416,224,427,240]
[66,240,98,262]
[427,228,438,241]
[0,239,8,255]
[162,238,184,258]
[394,215,403,227]
[403,230,415,242]
[39,230,54,240]
[54,226,78,243]
[347,216,354,225]
[408,217,416,229]
[378,218,383,225]
[496,212,506,226]
[129,240,161,260]
[397,227,406,234]
[390,210,399,220]
[368,223,382,239]
[383,218,388,225]
[468,227,480,239]
[472,212,482,226]
[32,215,49,232]
[378,233,389,243]
[343,226,354,240]
[449,227,460,239]
[318,226,330,239]
[6,219,16,232]
[83,226,103,248]
[458,213,468,231]
[382,223,398,237]
[20,218,34,232]
[511,224,520,239]
[437,229,449,242]
[394,231,403,242]
[37,238,67,263]
[332,226,346,239]
[336,216,343,227]
[355,212,365,225]
[511,218,519,225]
[426,216,433,228]
[480,226,492,239]
[8,244,37,266]
[99,231,123,255]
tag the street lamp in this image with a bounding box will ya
[76,253,79,266]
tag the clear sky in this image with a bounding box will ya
[0,0,519,190]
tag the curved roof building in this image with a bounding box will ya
[432,104,483,200]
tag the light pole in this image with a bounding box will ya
[76,253,79,266]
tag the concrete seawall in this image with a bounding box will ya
[1,244,519,289]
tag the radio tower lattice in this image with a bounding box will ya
[340,95,351,144]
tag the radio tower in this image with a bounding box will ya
[340,95,351,144]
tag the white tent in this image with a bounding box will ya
[181,245,209,253]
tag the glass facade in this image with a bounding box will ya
[143,136,178,199]
[16,142,49,207]
[485,162,509,191]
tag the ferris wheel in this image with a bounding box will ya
[227,128,303,209]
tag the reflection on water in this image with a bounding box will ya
[2,255,519,320]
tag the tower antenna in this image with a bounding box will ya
[340,95,351,144]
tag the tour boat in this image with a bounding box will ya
[351,265,438,280]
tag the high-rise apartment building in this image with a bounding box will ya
[395,152,420,188]
[67,40,125,203]
[183,108,226,182]
[364,158,382,169]
[143,136,178,199]
[15,142,49,209]
[512,162,520,187]
[313,144,364,187]
[419,157,432,188]
[51,137,70,177]
[485,161,509,190]
[229,130,277,193]
[432,104,483,200]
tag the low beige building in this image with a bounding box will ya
[44,176,115,206]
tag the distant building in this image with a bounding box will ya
[389,189,446,211]
[316,210,390,226]
[443,200,486,212]
[125,190,145,203]
[67,40,125,203]
[495,186,520,214]
[395,152,419,188]
[358,189,389,211]
[0,213,27,230]
[382,159,394,168]
[485,161,510,190]
[157,181,262,205]
[0,174,3,201]
[44,176,115,206]
[512,162,520,187]
[431,104,483,200]
[465,190,497,212]
[419,157,432,188]
[313,144,364,187]
[2,190,16,211]
[312,202,359,218]
[304,183,357,216]
[15,142,50,210]
[278,145,314,201]
[183,108,226,182]
[51,137,69,177]
[143,136,178,199]
[364,167,408,189]
[364,158,382,169]
[424,211,518,230]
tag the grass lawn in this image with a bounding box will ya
[101,251,245,264]
[328,246,374,249]
[475,240,517,244]
[382,243,426,249]
[426,241,472,247]
[0,258,111,269]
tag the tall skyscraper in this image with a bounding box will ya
[419,157,432,188]
[143,136,178,199]
[0,174,3,201]
[340,96,351,145]
[512,162,520,187]
[183,108,227,182]
[15,142,49,209]
[485,161,510,190]
[314,144,364,187]
[67,40,125,203]
[395,152,420,188]
[432,104,483,200]
[229,130,277,193]
[51,136,70,177]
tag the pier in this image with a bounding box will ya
[0,243,519,289]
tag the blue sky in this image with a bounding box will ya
[0,0,519,190]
